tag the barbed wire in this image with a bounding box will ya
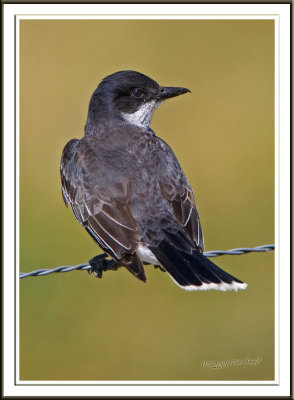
[203,244,275,257]
[19,244,275,279]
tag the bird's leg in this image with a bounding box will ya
[153,264,166,272]
[88,254,120,278]
[143,261,166,272]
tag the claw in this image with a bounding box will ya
[88,254,119,279]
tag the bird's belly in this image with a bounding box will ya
[137,244,159,265]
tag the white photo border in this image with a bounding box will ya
[3,3,290,397]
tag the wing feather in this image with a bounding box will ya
[159,181,204,251]
[60,138,142,266]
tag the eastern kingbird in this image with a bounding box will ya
[61,70,247,291]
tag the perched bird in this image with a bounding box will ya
[60,70,247,291]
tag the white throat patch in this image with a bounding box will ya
[121,100,161,128]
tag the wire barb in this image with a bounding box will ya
[19,244,275,280]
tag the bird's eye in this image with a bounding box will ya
[132,88,144,99]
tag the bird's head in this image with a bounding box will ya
[87,70,190,129]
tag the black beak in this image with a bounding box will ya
[156,86,191,101]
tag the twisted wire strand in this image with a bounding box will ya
[203,244,275,257]
[19,244,275,279]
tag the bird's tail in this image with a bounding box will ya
[150,240,247,292]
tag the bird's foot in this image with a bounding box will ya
[154,264,166,272]
[88,254,119,278]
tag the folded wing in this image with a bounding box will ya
[60,139,146,281]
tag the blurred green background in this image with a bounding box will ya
[19,19,274,381]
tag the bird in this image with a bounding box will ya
[60,70,247,292]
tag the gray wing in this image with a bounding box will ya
[60,138,146,281]
[155,138,204,252]
[159,180,204,252]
